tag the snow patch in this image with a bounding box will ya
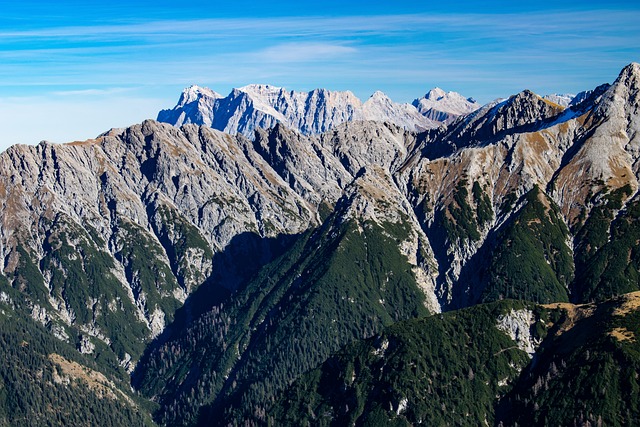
[543,93,575,107]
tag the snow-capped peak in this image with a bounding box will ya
[413,88,480,124]
[362,91,437,132]
[425,87,447,101]
[364,91,394,108]
[369,90,390,100]
[542,94,575,107]
[178,85,222,106]
[159,84,478,138]
[238,84,284,96]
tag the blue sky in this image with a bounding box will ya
[0,1,638,150]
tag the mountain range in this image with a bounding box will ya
[0,63,639,426]
[157,84,480,138]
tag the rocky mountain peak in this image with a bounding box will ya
[509,89,539,103]
[425,87,447,100]
[434,89,565,151]
[178,85,223,106]
[229,87,246,98]
[158,84,476,139]
[359,91,436,132]
[412,87,480,124]
[368,90,391,102]
[613,62,640,105]
[363,92,390,113]
[592,62,640,124]
[237,84,288,104]
[568,86,607,109]
[158,85,223,127]
[618,62,640,86]
[599,62,640,104]
[494,89,565,128]
[543,93,575,107]
[238,83,283,94]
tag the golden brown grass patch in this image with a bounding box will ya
[65,137,104,146]
[606,159,636,190]
[48,353,133,405]
[612,291,640,316]
[542,302,595,335]
[609,327,635,342]
[540,98,565,111]
[526,132,548,156]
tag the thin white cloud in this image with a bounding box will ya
[254,43,357,63]
[0,11,635,76]
[1,10,637,42]
[51,87,134,96]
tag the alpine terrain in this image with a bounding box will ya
[157,84,480,138]
[0,63,638,426]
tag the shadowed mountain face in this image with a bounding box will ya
[0,64,638,425]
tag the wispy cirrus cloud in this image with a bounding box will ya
[1,11,637,69]
[51,87,134,96]
[1,10,637,42]
[0,8,638,150]
[254,43,357,63]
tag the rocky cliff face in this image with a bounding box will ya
[393,64,640,306]
[412,87,480,123]
[157,84,478,139]
[156,85,223,127]
[0,121,318,370]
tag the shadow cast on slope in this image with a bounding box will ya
[131,230,302,387]
[419,96,602,163]
[452,211,518,309]
[545,124,598,197]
